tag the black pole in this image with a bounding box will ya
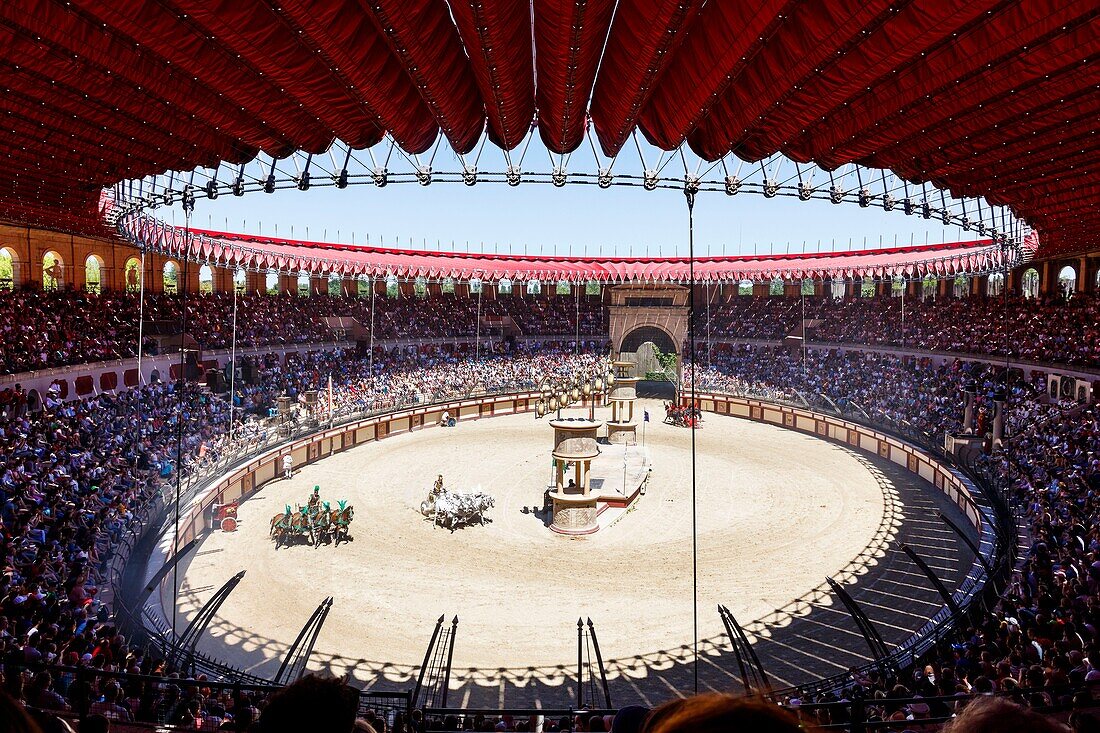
[168,570,246,673]
[587,618,612,709]
[938,511,992,575]
[440,616,458,707]
[172,197,194,644]
[900,544,961,616]
[413,615,445,708]
[295,597,333,681]
[274,601,325,685]
[685,186,699,695]
[826,577,891,667]
[577,617,584,706]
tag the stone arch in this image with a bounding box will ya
[620,324,678,355]
[42,250,64,290]
[0,246,19,290]
[124,256,142,292]
[84,253,105,293]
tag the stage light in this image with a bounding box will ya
[724,175,741,196]
[416,167,432,186]
[960,215,970,231]
[336,170,348,189]
[977,221,986,236]
[263,174,276,194]
[921,202,931,219]
[903,198,914,215]
[829,186,844,204]
[297,171,310,191]
[643,170,658,191]
[464,168,478,186]
[882,194,895,211]
[598,169,612,189]
[857,188,871,207]
[232,179,245,197]
[797,181,812,200]
[205,180,218,200]
[552,169,566,188]
[506,166,521,186]
[373,168,388,187]
[762,179,778,198]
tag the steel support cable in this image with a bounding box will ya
[685,186,699,695]
[172,200,193,648]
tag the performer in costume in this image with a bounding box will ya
[306,485,322,513]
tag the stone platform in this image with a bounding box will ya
[549,443,649,535]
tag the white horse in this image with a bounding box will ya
[420,486,495,531]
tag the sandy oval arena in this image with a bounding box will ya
[168,398,960,707]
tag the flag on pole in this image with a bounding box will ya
[644,410,650,422]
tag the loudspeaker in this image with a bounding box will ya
[205,368,226,393]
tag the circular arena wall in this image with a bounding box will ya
[133,389,998,707]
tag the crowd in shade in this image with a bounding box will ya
[697,293,1100,367]
[0,288,609,375]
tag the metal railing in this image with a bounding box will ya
[9,660,410,731]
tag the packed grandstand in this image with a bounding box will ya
[3,1,1100,732]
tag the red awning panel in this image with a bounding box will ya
[1,2,1096,258]
[126,219,1014,285]
[276,0,440,153]
[534,0,616,154]
[361,0,485,154]
[589,0,702,157]
[637,0,791,151]
[448,0,536,151]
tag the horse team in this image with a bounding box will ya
[270,501,354,549]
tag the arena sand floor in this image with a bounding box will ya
[168,398,974,707]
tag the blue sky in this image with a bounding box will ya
[189,182,977,258]
[182,137,980,258]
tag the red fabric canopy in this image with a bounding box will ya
[2,2,1095,256]
[123,216,1023,284]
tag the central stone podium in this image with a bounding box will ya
[548,418,601,535]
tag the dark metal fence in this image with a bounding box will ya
[9,660,411,731]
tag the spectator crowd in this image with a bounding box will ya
[5,283,1100,730]
[0,288,608,375]
[8,285,1100,378]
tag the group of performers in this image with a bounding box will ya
[270,484,355,548]
[664,401,702,428]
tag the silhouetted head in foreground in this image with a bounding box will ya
[642,694,808,733]
[259,675,359,733]
[941,697,1068,733]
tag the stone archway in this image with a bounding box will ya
[619,325,680,380]
[620,325,678,354]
